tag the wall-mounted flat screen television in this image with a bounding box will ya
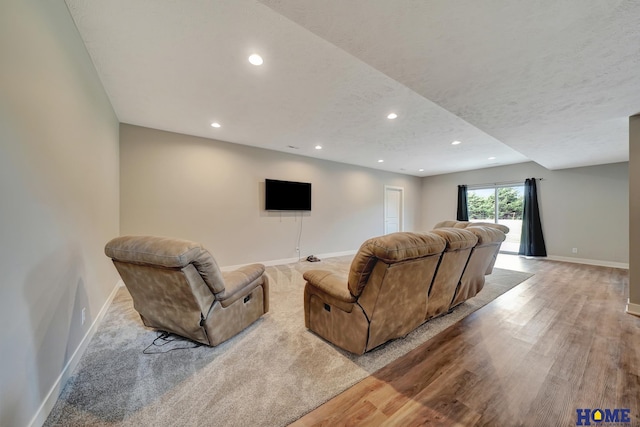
[265,179,312,211]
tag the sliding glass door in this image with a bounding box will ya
[467,185,524,253]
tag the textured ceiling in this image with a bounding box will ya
[64,0,640,176]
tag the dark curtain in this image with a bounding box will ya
[519,178,547,256]
[456,185,469,221]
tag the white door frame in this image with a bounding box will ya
[384,185,404,234]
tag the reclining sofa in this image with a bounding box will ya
[105,236,269,346]
[303,223,507,354]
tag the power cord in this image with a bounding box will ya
[142,331,202,354]
[297,212,303,262]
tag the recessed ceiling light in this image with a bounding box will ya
[488,156,496,160]
[451,140,461,145]
[248,54,263,66]
[315,145,322,150]
[211,122,221,128]
[378,159,384,163]
[387,113,398,120]
[419,168,424,172]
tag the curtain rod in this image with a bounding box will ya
[465,178,543,188]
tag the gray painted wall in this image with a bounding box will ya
[0,1,120,425]
[421,161,629,263]
[120,124,423,266]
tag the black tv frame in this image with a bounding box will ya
[265,179,312,211]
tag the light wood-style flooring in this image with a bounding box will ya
[291,255,639,426]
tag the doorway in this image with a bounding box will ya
[384,186,404,234]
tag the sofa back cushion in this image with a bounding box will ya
[466,222,510,234]
[361,253,444,350]
[451,226,507,306]
[433,220,461,229]
[430,228,478,251]
[425,228,478,319]
[347,232,445,297]
[434,220,510,234]
[464,226,506,247]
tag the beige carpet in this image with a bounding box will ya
[45,256,532,427]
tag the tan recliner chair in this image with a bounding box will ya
[105,236,269,346]
[303,232,446,355]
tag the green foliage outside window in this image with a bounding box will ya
[468,187,523,220]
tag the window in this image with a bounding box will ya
[467,184,524,253]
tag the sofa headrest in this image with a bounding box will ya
[433,220,460,229]
[430,228,478,251]
[466,222,510,234]
[348,232,446,297]
[434,220,510,234]
[463,226,506,245]
[105,235,225,294]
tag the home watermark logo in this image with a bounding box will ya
[576,408,631,426]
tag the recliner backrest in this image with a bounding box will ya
[434,220,510,234]
[466,222,509,234]
[426,228,478,319]
[347,232,446,350]
[451,226,506,307]
[347,232,446,297]
[105,235,226,293]
[434,220,509,274]
[433,220,462,229]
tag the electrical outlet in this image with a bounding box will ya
[81,307,86,325]
[572,248,578,254]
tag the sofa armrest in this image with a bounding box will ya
[303,270,356,312]
[218,264,266,307]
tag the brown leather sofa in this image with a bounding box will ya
[303,226,506,354]
[105,236,269,346]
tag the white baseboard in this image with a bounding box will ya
[29,279,123,427]
[626,300,640,317]
[221,249,357,271]
[546,255,629,270]
[317,249,358,259]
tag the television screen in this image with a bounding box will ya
[265,179,312,211]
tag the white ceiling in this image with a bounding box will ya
[64,0,639,177]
